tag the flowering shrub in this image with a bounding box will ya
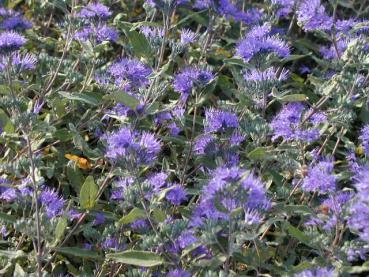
[0,0,368,276]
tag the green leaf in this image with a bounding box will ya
[0,109,14,133]
[0,212,16,223]
[66,165,84,194]
[284,222,313,248]
[107,251,164,267]
[247,147,268,160]
[119,22,152,58]
[55,217,68,243]
[80,176,98,209]
[58,91,99,106]
[274,204,314,215]
[153,209,166,223]
[279,94,308,102]
[106,92,140,110]
[118,208,146,225]
[0,250,26,260]
[56,247,103,260]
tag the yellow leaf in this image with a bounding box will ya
[65,154,92,170]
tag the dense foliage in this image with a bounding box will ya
[0,0,368,276]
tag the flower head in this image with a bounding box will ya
[173,67,213,102]
[204,108,239,133]
[271,102,323,142]
[75,24,119,44]
[0,31,26,53]
[166,269,190,277]
[296,0,333,31]
[105,127,161,166]
[77,2,112,20]
[191,166,269,225]
[40,188,66,218]
[108,58,152,91]
[360,125,369,156]
[302,159,336,194]
[294,267,337,277]
[271,0,295,17]
[236,23,290,61]
[0,8,32,31]
[0,52,37,73]
[194,134,218,155]
[180,29,197,45]
[166,185,187,206]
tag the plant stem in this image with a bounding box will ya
[26,135,42,276]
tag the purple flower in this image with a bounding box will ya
[108,58,152,91]
[140,26,164,42]
[75,24,119,44]
[243,67,289,84]
[302,159,336,194]
[0,31,26,53]
[166,269,190,277]
[0,52,37,72]
[40,188,66,218]
[191,166,269,226]
[93,213,106,225]
[176,230,198,249]
[360,125,369,156]
[307,191,351,231]
[271,102,322,142]
[244,208,262,226]
[300,65,311,74]
[77,2,112,20]
[168,122,181,136]
[166,185,187,205]
[147,172,168,193]
[230,131,245,146]
[194,0,212,9]
[101,236,125,250]
[0,179,33,202]
[194,134,218,155]
[84,243,93,250]
[271,0,296,17]
[111,177,134,200]
[348,166,369,241]
[204,108,238,133]
[130,219,149,231]
[1,17,31,31]
[236,23,290,61]
[320,38,350,60]
[105,127,161,166]
[1,225,6,239]
[180,29,197,45]
[294,267,337,277]
[296,0,333,31]
[173,67,213,102]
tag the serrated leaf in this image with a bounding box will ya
[56,247,103,260]
[118,208,146,225]
[80,176,98,209]
[107,251,164,267]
